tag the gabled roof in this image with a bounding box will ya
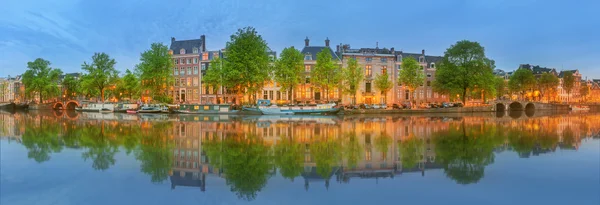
[301,46,340,61]
[60,73,81,80]
[559,70,579,77]
[170,39,203,55]
[170,171,205,191]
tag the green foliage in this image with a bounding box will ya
[342,132,362,168]
[134,122,174,183]
[135,43,174,103]
[203,57,225,103]
[539,73,559,101]
[273,135,304,181]
[223,27,271,102]
[115,69,140,101]
[342,58,364,104]
[274,47,304,101]
[311,48,341,102]
[398,137,423,169]
[508,68,536,98]
[562,71,575,98]
[495,77,506,99]
[0,81,8,100]
[433,40,495,103]
[61,75,80,99]
[81,53,119,102]
[22,58,63,102]
[399,56,424,103]
[580,85,589,101]
[21,118,63,162]
[310,136,342,179]
[374,72,392,104]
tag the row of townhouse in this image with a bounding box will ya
[0,75,23,103]
[168,35,451,105]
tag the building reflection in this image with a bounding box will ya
[1,111,600,199]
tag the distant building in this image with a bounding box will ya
[297,37,342,104]
[393,50,446,104]
[169,35,205,103]
[558,69,582,102]
[0,75,23,103]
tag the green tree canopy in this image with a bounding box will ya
[203,57,226,103]
[81,53,119,102]
[274,47,304,102]
[398,56,424,103]
[22,58,63,103]
[508,68,536,99]
[223,27,271,103]
[116,69,140,101]
[580,85,589,101]
[374,72,392,104]
[562,71,575,103]
[61,74,80,99]
[342,58,364,104]
[311,48,341,102]
[273,135,304,181]
[433,40,495,103]
[539,72,559,101]
[495,77,506,100]
[135,43,174,103]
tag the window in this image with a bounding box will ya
[305,65,311,72]
[201,64,206,70]
[366,82,372,93]
[193,77,198,86]
[397,55,402,62]
[366,57,372,62]
[202,53,209,60]
[181,58,186,65]
[276,91,281,100]
[366,65,372,77]
[382,66,387,74]
[306,77,310,84]
[175,78,180,86]
[427,73,432,78]
[381,58,387,63]
[194,58,198,64]
[180,49,186,54]
[180,68,184,75]
[366,149,372,161]
[193,89,199,100]
[430,63,435,68]
[187,78,192,86]
[174,59,178,64]
[419,56,424,63]
[269,91,274,100]
[427,81,431,86]
[180,78,185,86]
[263,91,268,99]
[193,66,198,74]
[304,54,312,60]
[187,90,192,100]
[187,67,191,75]
[174,68,178,75]
[193,47,198,54]
[269,55,275,62]
[187,59,191,64]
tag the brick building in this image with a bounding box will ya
[169,35,205,103]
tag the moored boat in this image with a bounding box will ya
[114,103,139,113]
[76,103,114,112]
[254,99,341,115]
[137,106,162,113]
[0,102,15,110]
[571,105,590,111]
[126,109,138,114]
[176,104,239,114]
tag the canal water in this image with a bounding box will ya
[1,111,599,205]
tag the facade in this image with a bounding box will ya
[339,46,395,105]
[297,37,342,104]
[0,75,23,103]
[198,49,225,104]
[558,70,582,102]
[393,50,446,105]
[169,36,205,103]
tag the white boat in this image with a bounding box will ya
[571,105,590,111]
[76,103,114,112]
[259,106,295,115]
[255,99,340,115]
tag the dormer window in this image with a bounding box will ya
[269,55,275,62]
[193,47,198,54]
[180,49,186,54]
[430,63,435,68]
[419,56,424,63]
[305,54,312,60]
[397,55,402,62]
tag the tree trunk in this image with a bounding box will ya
[101,89,105,103]
[462,89,467,104]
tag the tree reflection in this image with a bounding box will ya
[310,135,342,179]
[398,137,423,169]
[273,135,304,181]
[134,122,173,183]
[342,132,362,169]
[433,121,497,184]
[79,123,118,171]
[21,118,63,163]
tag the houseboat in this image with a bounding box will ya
[570,105,590,111]
[114,103,139,113]
[76,103,115,112]
[254,99,340,115]
[176,104,239,114]
[137,105,162,113]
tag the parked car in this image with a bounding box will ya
[419,103,431,109]
[392,103,402,109]
[454,102,464,107]
[380,104,388,109]
[372,104,381,109]
[430,103,439,108]
[442,102,451,108]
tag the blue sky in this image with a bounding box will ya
[1,0,599,78]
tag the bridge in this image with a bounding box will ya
[493,100,569,112]
[51,100,80,110]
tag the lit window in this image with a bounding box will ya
[202,53,209,60]
[366,65,372,77]
[382,66,387,74]
[305,65,311,72]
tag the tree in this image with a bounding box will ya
[580,85,589,102]
[203,57,226,104]
[508,68,536,100]
[342,132,362,169]
[398,56,424,106]
[562,71,575,103]
[274,47,304,103]
[135,43,174,103]
[81,53,119,102]
[342,58,363,105]
[22,58,63,103]
[433,40,495,104]
[117,69,140,101]
[374,72,392,104]
[223,27,271,104]
[495,77,506,100]
[0,81,8,101]
[399,137,423,169]
[61,74,80,100]
[539,73,559,102]
[273,135,304,181]
[221,135,271,201]
[311,48,341,102]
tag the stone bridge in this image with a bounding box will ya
[52,100,80,110]
[493,100,569,112]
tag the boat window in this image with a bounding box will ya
[204,106,209,110]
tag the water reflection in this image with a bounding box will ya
[1,111,599,201]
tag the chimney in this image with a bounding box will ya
[325,37,330,47]
[171,37,175,43]
[422,49,425,55]
[305,37,310,47]
[200,35,206,52]
[336,45,340,53]
[391,47,395,54]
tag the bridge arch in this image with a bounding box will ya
[52,102,64,110]
[495,103,506,112]
[65,100,79,110]
[525,103,535,111]
[509,102,524,111]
